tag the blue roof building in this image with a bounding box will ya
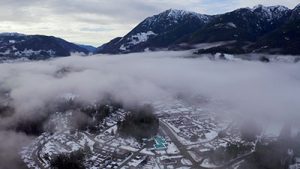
[153,136,168,150]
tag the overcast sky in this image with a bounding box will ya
[0,0,299,46]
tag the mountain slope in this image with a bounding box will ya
[0,33,89,60]
[95,9,211,54]
[196,5,300,55]
[187,5,291,43]
[96,4,300,55]
[250,4,300,54]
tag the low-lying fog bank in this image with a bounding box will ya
[0,51,300,168]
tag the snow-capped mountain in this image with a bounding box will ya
[95,9,211,54]
[196,4,300,55]
[187,5,291,44]
[249,4,300,55]
[0,33,89,60]
[0,32,25,36]
[251,5,290,21]
[96,4,300,55]
[290,3,300,20]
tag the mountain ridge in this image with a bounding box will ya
[95,4,300,55]
[95,8,211,54]
[0,33,90,60]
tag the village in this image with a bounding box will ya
[21,100,259,169]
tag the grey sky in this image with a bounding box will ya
[0,0,299,46]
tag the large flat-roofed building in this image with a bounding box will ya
[153,136,168,150]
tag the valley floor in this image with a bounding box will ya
[21,99,265,169]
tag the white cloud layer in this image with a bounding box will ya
[1,51,300,122]
[1,51,300,168]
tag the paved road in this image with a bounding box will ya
[33,144,46,169]
[32,137,49,169]
[159,120,252,169]
[159,120,210,169]
[30,122,253,169]
[116,148,144,169]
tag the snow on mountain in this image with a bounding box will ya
[143,9,210,27]
[120,31,157,51]
[251,5,290,21]
[96,4,298,55]
[14,49,56,57]
[128,31,157,45]
[252,4,289,12]
[290,3,300,21]
[169,9,210,22]
[227,22,237,28]
[96,9,211,54]
[0,33,89,60]
[292,3,300,15]
[0,32,25,37]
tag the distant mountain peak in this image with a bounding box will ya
[0,32,26,37]
[165,9,195,17]
[252,4,289,11]
[0,33,89,60]
[143,9,210,24]
[96,4,299,55]
[95,8,213,54]
[250,4,290,21]
[163,8,210,21]
[290,3,300,21]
